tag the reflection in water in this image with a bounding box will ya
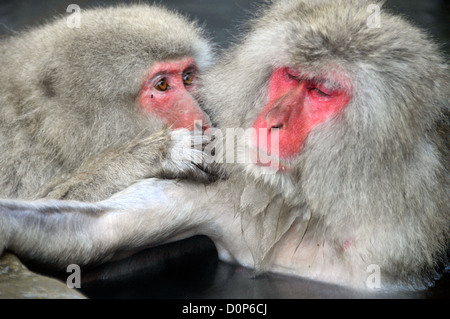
[76,236,449,299]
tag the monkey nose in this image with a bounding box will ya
[194,120,210,131]
[266,106,289,130]
[192,111,212,131]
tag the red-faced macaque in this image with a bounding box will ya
[0,0,448,290]
[0,4,213,202]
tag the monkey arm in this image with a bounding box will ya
[37,129,212,202]
[0,199,117,267]
[0,179,232,269]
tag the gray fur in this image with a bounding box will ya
[0,1,448,290]
[0,4,213,201]
[201,0,449,288]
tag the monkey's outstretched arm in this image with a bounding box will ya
[1,179,227,269]
[37,129,212,202]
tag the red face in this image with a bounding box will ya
[252,67,352,168]
[139,57,210,131]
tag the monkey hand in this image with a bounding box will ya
[162,129,218,183]
[37,128,219,201]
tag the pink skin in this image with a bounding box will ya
[343,238,354,250]
[139,57,210,131]
[252,67,352,168]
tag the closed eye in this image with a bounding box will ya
[309,87,331,97]
[286,71,302,82]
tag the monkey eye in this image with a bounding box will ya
[309,87,331,97]
[286,71,301,82]
[307,79,337,98]
[183,72,194,86]
[155,78,169,91]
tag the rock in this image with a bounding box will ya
[0,253,86,299]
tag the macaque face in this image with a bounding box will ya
[139,57,210,130]
[252,67,352,167]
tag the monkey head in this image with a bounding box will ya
[203,0,448,194]
[4,5,214,158]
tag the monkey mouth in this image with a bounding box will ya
[248,145,289,172]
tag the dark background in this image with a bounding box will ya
[1,0,449,53]
[1,0,449,299]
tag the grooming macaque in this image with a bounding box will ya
[0,0,448,290]
[0,5,213,202]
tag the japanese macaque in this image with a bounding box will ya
[0,4,213,202]
[0,0,449,290]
